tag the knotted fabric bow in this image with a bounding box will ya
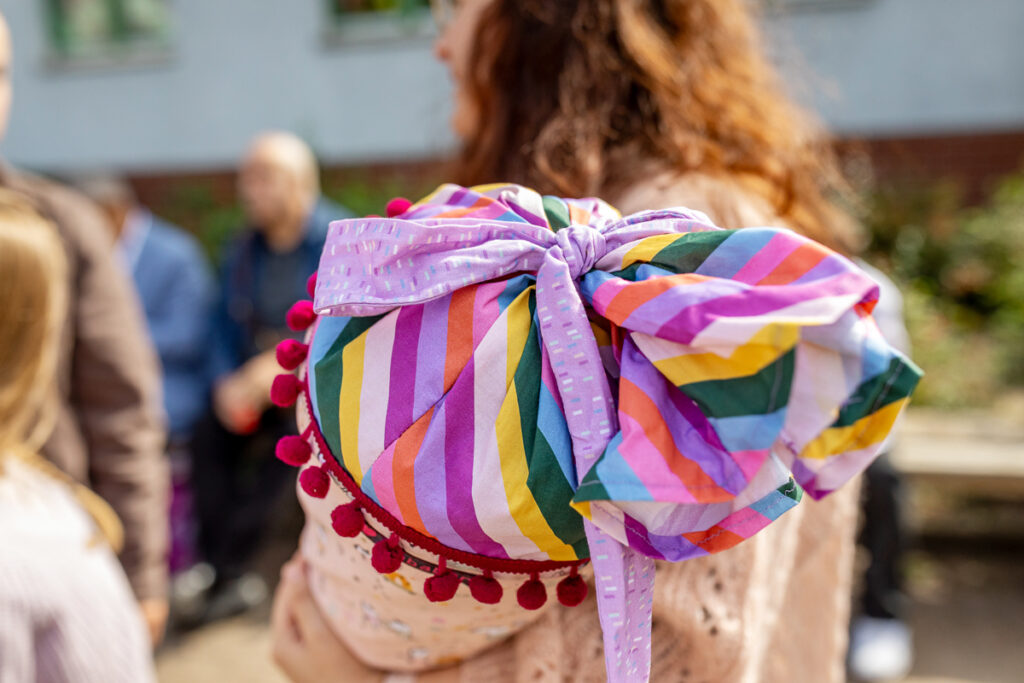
[310,183,921,682]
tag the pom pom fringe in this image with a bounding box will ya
[270,374,302,407]
[286,300,316,331]
[468,570,503,604]
[517,573,547,610]
[371,533,403,574]
[299,465,330,498]
[275,435,311,467]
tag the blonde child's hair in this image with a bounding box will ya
[0,189,123,550]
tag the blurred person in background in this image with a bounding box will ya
[0,190,157,683]
[273,1,875,681]
[79,175,214,579]
[180,131,353,623]
[849,262,915,682]
[0,10,169,647]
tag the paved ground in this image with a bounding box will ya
[156,410,1024,682]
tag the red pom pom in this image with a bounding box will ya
[424,571,461,603]
[468,573,503,604]
[276,339,309,371]
[286,300,316,331]
[306,271,318,298]
[517,574,547,610]
[330,502,364,537]
[275,435,311,467]
[371,535,404,574]
[556,574,588,607]
[385,197,412,218]
[365,213,381,218]
[299,465,330,498]
[270,374,301,407]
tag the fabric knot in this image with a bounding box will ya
[554,224,607,280]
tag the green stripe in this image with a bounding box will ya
[542,196,571,231]
[779,478,804,503]
[314,314,384,463]
[680,348,796,418]
[648,230,735,274]
[513,292,588,557]
[832,357,922,428]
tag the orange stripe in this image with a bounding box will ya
[757,242,829,286]
[602,273,712,325]
[444,286,476,390]
[568,205,591,226]
[682,525,745,553]
[433,196,494,219]
[620,378,733,503]
[391,406,433,535]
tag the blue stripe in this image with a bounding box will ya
[696,228,777,279]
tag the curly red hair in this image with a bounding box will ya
[454,0,860,253]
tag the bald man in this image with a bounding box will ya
[184,132,352,623]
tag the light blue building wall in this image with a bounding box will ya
[1,0,1021,173]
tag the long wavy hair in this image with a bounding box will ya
[454,0,860,253]
[0,189,123,550]
[0,190,66,455]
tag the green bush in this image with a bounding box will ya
[864,171,1024,406]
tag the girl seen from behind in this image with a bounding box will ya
[0,190,155,683]
[271,2,899,682]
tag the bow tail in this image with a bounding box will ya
[536,250,656,682]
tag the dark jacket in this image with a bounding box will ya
[209,197,351,379]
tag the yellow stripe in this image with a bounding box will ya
[652,323,800,386]
[590,320,612,349]
[496,385,577,561]
[338,332,367,484]
[471,182,512,193]
[620,234,683,269]
[570,499,593,521]
[800,399,908,461]
[505,288,533,385]
[495,291,576,560]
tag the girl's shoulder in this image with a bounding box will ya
[611,170,781,230]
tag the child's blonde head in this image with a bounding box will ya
[0,189,67,455]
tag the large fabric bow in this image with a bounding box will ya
[311,183,920,682]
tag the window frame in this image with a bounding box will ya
[322,0,435,48]
[43,0,174,69]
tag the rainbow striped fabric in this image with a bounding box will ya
[309,183,920,682]
[311,183,918,564]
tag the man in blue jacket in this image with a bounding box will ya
[80,175,214,586]
[188,132,352,622]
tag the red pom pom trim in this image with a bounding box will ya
[556,566,588,607]
[517,573,547,610]
[468,570,503,604]
[371,533,403,574]
[270,374,302,407]
[286,300,316,332]
[276,339,309,371]
[306,271,318,299]
[330,502,364,537]
[275,435,311,467]
[299,465,330,499]
[295,371,592,581]
[423,558,460,603]
[385,197,413,218]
